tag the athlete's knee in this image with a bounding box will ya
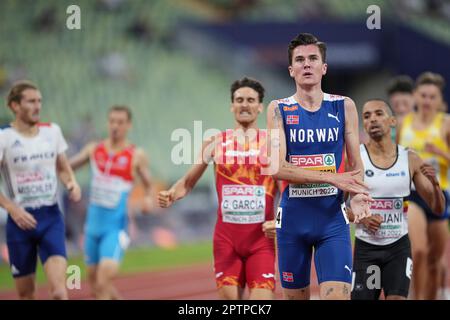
[428,246,445,264]
[282,287,310,300]
[15,278,36,300]
[89,282,98,297]
[428,255,442,273]
[218,285,241,300]
[248,288,274,300]
[95,277,109,293]
[412,246,428,262]
[320,284,351,300]
[17,288,35,300]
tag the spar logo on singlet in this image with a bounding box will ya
[221,185,266,224]
[366,198,406,239]
[370,199,403,211]
[288,154,338,198]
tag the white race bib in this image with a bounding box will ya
[221,185,266,224]
[90,175,123,209]
[365,198,406,239]
[14,170,57,206]
[288,154,338,198]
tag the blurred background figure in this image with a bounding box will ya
[398,72,450,300]
[387,75,416,123]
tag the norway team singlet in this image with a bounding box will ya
[275,93,352,289]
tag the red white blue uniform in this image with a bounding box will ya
[84,142,134,265]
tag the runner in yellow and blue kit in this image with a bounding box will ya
[398,72,450,300]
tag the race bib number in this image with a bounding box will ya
[221,185,266,224]
[15,171,56,205]
[90,175,123,209]
[365,198,406,239]
[275,207,282,228]
[288,154,338,198]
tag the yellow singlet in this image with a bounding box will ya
[399,112,449,189]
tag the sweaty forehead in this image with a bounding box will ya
[233,87,259,99]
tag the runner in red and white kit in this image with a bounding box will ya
[158,77,278,300]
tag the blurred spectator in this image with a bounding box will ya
[425,0,444,16]
[97,0,126,11]
[386,75,415,122]
[0,65,7,90]
[395,0,426,18]
[0,64,27,91]
[229,0,259,18]
[298,0,329,20]
[127,17,154,42]
[97,52,130,80]
[442,2,450,20]
[33,7,57,32]
[7,65,27,85]
[67,114,98,156]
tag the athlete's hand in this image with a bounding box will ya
[8,205,37,230]
[67,181,82,202]
[361,215,383,233]
[350,193,373,224]
[158,190,175,208]
[262,220,276,239]
[420,163,439,186]
[331,170,369,195]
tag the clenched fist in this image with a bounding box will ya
[158,190,175,208]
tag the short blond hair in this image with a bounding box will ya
[415,72,445,93]
[7,80,39,107]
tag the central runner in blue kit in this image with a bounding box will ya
[266,33,372,300]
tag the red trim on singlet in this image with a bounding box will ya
[93,142,135,181]
[337,147,346,173]
[279,180,289,194]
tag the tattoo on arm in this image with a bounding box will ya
[273,105,281,129]
[271,104,283,150]
[343,285,349,295]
